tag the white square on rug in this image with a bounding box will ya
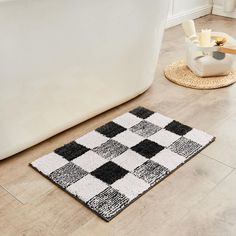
[30,107,215,221]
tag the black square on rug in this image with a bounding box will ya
[30,107,215,221]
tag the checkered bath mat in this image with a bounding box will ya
[30,107,215,221]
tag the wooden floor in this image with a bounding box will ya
[1,15,236,236]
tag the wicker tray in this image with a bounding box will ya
[164,60,236,89]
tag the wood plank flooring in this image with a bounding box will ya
[1,15,236,236]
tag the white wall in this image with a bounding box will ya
[212,0,236,18]
[166,0,213,28]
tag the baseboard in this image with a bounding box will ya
[212,5,236,19]
[166,4,212,28]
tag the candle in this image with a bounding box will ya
[199,29,212,47]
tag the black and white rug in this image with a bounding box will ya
[30,107,215,221]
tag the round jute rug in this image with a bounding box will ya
[164,60,236,89]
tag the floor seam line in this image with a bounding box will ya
[179,168,235,221]
[1,185,24,205]
[201,153,235,169]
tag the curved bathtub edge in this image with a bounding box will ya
[0,81,153,161]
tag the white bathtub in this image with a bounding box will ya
[0,0,170,160]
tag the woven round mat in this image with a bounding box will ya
[164,60,236,89]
